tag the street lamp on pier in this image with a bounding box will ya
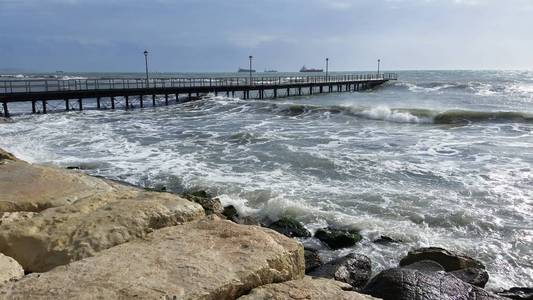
[144,50,150,87]
[377,59,381,76]
[326,58,329,79]
[249,55,253,85]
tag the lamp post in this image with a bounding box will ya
[377,59,381,76]
[326,58,329,79]
[249,55,253,85]
[144,50,149,87]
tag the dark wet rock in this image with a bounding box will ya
[268,217,311,238]
[449,267,490,288]
[181,190,223,215]
[315,227,362,250]
[304,248,322,273]
[374,235,402,244]
[399,247,485,271]
[309,253,371,290]
[497,287,533,300]
[403,260,445,272]
[144,184,167,193]
[362,267,503,300]
[222,205,240,223]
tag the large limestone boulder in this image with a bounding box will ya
[0,212,37,226]
[0,156,116,212]
[0,254,24,286]
[0,219,305,300]
[239,277,378,300]
[0,189,204,272]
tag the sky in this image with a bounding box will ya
[0,0,532,72]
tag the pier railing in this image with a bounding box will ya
[0,73,397,94]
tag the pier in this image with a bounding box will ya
[0,73,397,116]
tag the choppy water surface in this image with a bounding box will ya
[1,70,532,290]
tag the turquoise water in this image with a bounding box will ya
[1,70,532,290]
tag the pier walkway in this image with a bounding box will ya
[0,73,397,116]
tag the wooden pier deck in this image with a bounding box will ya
[0,73,397,116]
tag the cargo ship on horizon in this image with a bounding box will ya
[299,65,323,73]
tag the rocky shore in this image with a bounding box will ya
[0,147,530,299]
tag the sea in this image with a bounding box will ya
[0,70,532,291]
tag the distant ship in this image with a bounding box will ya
[300,66,323,73]
[238,68,256,73]
[264,69,278,73]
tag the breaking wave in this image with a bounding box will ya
[269,102,533,125]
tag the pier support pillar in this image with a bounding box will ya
[320,86,323,93]
[298,87,301,96]
[152,95,156,107]
[65,99,70,111]
[97,97,101,109]
[140,95,144,108]
[125,96,129,109]
[32,101,36,114]
[232,91,235,98]
[165,94,169,106]
[2,102,8,118]
[226,91,230,97]
[78,98,83,111]
[310,87,313,95]
[42,100,47,114]
[273,89,277,99]
[111,97,115,109]
[287,88,290,97]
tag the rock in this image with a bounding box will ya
[309,253,372,290]
[0,212,37,226]
[0,219,305,299]
[182,190,224,215]
[0,253,24,285]
[403,260,445,272]
[222,205,240,222]
[238,276,378,300]
[0,157,117,213]
[449,267,489,288]
[399,247,485,271]
[374,235,402,244]
[315,227,362,250]
[362,268,503,300]
[497,287,533,300]
[0,148,16,161]
[304,248,322,273]
[0,189,204,272]
[268,217,311,238]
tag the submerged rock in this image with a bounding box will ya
[309,253,372,290]
[497,287,533,300]
[373,235,402,244]
[182,190,224,215]
[239,276,378,300]
[304,248,322,273]
[0,219,305,299]
[0,253,24,286]
[315,227,362,250]
[362,267,503,300]
[399,247,486,271]
[268,217,311,238]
